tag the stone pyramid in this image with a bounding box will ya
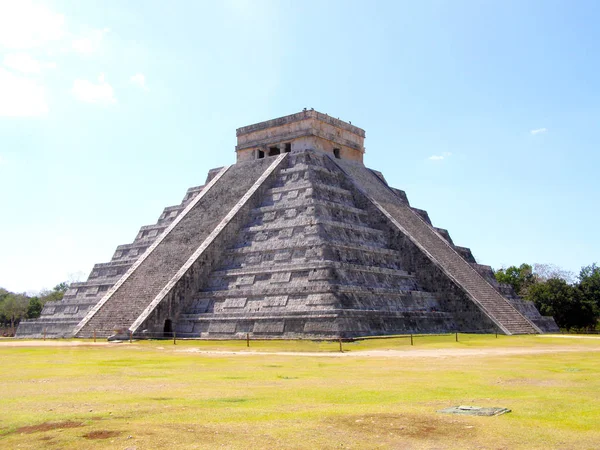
[17,110,558,339]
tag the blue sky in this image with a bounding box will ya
[1,0,598,293]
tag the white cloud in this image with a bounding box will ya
[0,3,115,117]
[428,151,452,161]
[0,1,110,54]
[72,73,116,104]
[2,53,56,74]
[0,0,65,49]
[71,38,94,54]
[0,68,48,117]
[71,28,110,54]
[530,128,547,135]
[130,73,147,90]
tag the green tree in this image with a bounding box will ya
[578,263,600,310]
[39,282,69,304]
[527,278,598,330]
[494,263,536,295]
[0,293,29,331]
[0,288,8,326]
[26,296,43,319]
[53,282,69,293]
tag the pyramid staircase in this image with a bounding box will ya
[73,155,286,338]
[333,158,540,335]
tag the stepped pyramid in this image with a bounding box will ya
[17,110,558,339]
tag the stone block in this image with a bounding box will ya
[253,321,285,333]
[262,296,288,307]
[270,272,291,284]
[223,298,247,308]
[236,276,255,286]
[208,322,237,333]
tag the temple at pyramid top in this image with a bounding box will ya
[236,109,366,163]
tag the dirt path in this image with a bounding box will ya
[3,338,600,359]
[175,345,600,358]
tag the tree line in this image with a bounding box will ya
[495,263,600,331]
[0,283,68,335]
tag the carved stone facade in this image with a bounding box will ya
[236,110,365,163]
[17,111,557,339]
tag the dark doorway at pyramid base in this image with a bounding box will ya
[163,319,173,337]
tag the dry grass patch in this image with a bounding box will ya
[15,420,83,434]
[82,430,122,439]
[333,412,477,440]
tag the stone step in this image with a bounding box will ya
[205,266,417,292]
[133,225,167,243]
[278,163,332,176]
[179,310,454,322]
[68,275,121,288]
[244,217,385,237]
[224,235,397,256]
[112,242,151,261]
[249,204,370,229]
[266,180,353,198]
[210,261,412,278]
[91,259,138,270]
[262,187,355,210]
[252,198,368,217]
[187,289,438,309]
[226,239,403,262]
[196,283,433,299]
[175,310,458,338]
[238,224,387,251]
[274,166,344,189]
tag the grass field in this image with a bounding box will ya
[1,334,599,449]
